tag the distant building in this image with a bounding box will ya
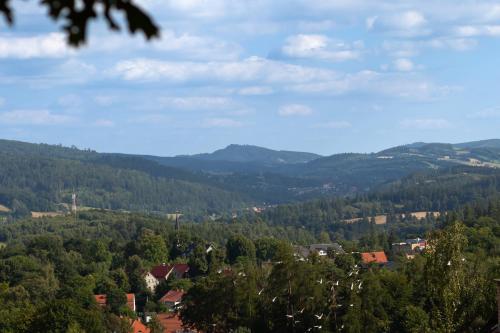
[145,263,190,291]
[159,290,185,310]
[130,319,150,333]
[360,251,388,266]
[392,238,427,258]
[156,313,198,333]
[309,243,345,256]
[94,293,136,312]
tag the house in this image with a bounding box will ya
[145,263,191,291]
[360,251,388,266]
[94,293,136,312]
[130,319,150,333]
[159,290,185,309]
[309,243,345,256]
[405,238,427,251]
[392,238,427,258]
[156,313,197,333]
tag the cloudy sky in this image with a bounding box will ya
[1,0,500,156]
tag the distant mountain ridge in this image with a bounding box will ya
[1,138,500,217]
[179,144,322,165]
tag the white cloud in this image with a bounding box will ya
[400,118,452,130]
[238,86,274,95]
[282,34,361,62]
[314,121,352,129]
[393,58,414,72]
[467,107,500,119]
[454,25,500,37]
[278,104,313,116]
[93,119,115,127]
[111,57,337,83]
[202,117,243,128]
[152,29,241,60]
[369,10,430,36]
[158,96,233,110]
[383,37,477,57]
[0,110,76,125]
[94,96,116,107]
[0,33,71,58]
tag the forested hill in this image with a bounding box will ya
[0,140,249,217]
[2,138,500,218]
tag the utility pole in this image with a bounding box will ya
[175,210,181,247]
[71,191,77,222]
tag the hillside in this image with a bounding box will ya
[2,138,500,217]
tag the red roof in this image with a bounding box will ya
[94,293,136,311]
[150,264,174,279]
[131,319,151,333]
[160,290,185,304]
[361,251,388,264]
[173,263,190,275]
[157,313,188,333]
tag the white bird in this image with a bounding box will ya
[358,281,363,289]
[258,289,264,295]
[335,281,339,286]
[447,260,451,266]
[348,272,353,277]
[350,282,354,290]
[314,325,322,329]
[272,296,277,303]
[294,320,301,324]
[350,304,354,307]
[298,307,305,314]
[315,313,323,320]
[461,258,466,262]
[286,315,294,318]
[317,278,323,284]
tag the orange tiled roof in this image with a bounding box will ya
[94,293,136,311]
[131,319,151,333]
[160,290,185,304]
[361,251,388,264]
[157,313,186,333]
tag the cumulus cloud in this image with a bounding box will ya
[454,25,500,37]
[278,104,313,116]
[202,117,243,128]
[0,110,76,125]
[238,86,274,95]
[158,96,233,110]
[93,119,115,127]
[393,58,414,72]
[400,118,452,130]
[368,10,429,36]
[282,34,362,62]
[0,33,70,58]
[467,107,500,119]
[111,56,337,83]
[314,121,352,129]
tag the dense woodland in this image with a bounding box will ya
[0,139,499,332]
[0,197,498,332]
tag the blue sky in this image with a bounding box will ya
[1,0,500,156]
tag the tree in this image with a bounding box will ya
[0,0,159,46]
[138,229,168,264]
[226,235,256,265]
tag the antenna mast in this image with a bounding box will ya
[71,191,77,222]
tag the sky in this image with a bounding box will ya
[1,0,500,156]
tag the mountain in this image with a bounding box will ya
[182,144,321,165]
[1,138,500,217]
[453,139,500,149]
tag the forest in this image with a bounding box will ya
[0,196,498,332]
